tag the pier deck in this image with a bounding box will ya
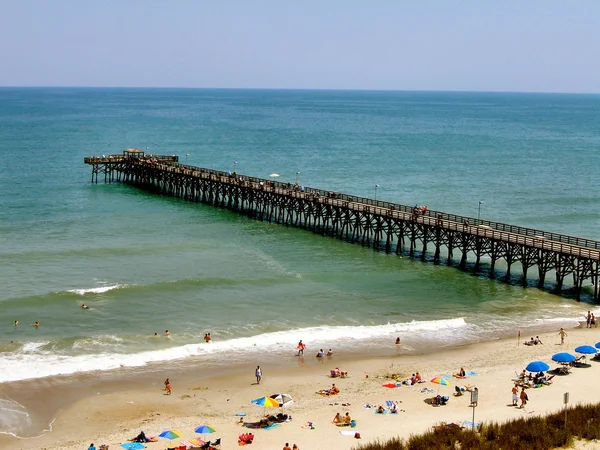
[85,150,600,302]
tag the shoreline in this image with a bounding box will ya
[3,322,600,449]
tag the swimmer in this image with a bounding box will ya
[33,321,40,328]
[395,337,401,345]
[153,332,158,337]
[14,321,19,327]
[81,304,89,309]
[165,330,171,336]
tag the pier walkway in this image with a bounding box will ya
[85,149,600,302]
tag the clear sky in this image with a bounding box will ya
[1,0,598,93]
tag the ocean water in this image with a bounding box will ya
[1,87,600,435]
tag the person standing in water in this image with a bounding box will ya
[14,321,19,327]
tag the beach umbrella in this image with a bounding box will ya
[575,345,597,355]
[552,352,576,363]
[595,342,600,349]
[430,376,451,386]
[158,429,181,443]
[251,396,280,408]
[120,443,145,450]
[526,361,550,372]
[194,425,216,435]
[270,393,294,407]
[430,376,451,394]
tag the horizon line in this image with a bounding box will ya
[0,85,599,96]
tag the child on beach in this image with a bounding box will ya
[558,328,567,344]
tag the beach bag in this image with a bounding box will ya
[354,432,361,439]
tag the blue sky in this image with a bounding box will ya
[1,1,598,92]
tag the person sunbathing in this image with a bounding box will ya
[390,403,398,414]
[454,367,466,377]
[332,412,342,423]
[318,383,340,395]
[344,412,352,424]
[376,405,385,414]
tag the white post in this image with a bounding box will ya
[478,200,484,221]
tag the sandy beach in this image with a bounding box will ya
[4,323,600,450]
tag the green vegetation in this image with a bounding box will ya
[353,403,600,450]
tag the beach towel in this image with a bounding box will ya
[374,409,387,415]
[382,383,397,388]
[235,413,247,416]
[461,421,479,428]
[419,387,435,394]
[262,423,280,431]
[467,371,479,377]
[181,439,204,448]
[340,430,360,436]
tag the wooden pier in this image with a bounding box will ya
[85,149,600,302]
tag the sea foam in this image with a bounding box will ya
[0,318,468,383]
[66,285,125,295]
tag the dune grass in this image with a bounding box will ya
[353,402,600,450]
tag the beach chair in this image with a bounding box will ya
[212,438,221,447]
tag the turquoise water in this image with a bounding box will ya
[1,88,599,406]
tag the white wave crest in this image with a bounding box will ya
[67,285,125,295]
[0,318,468,383]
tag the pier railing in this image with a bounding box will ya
[84,154,600,254]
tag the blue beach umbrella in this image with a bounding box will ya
[194,425,216,435]
[159,429,181,442]
[575,345,597,355]
[595,342,600,350]
[551,352,576,363]
[525,361,550,372]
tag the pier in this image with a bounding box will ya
[85,149,600,302]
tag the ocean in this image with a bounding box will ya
[1,87,599,437]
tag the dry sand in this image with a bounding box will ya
[5,324,600,450]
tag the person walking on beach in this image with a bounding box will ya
[283,443,291,450]
[519,388,528,408]
[586,311,591,328]
[591,313,597,328]
[511,385,519,406]
[165,379,172,395]
[255,366,262,384]
[558,328,567,345]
